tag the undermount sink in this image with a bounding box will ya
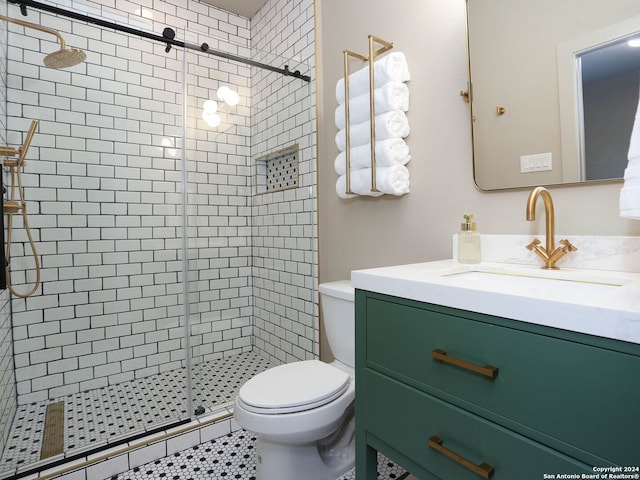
[442,267,628,295]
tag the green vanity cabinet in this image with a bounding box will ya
[355,289,640,479]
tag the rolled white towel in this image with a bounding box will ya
[620,87,640,219]
[624,163,640,181]
[335,82,409,130]
[334,138,410,175]
[620,156,640,218]
[628,86,640,161]
[620,184,640,220]
[335,110,410,151]
[335,165,410,199]
[335,52,410,104]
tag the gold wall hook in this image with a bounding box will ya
[460,90,470,103]
[497,106,506,115]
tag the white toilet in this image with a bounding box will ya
[234,280,355,480]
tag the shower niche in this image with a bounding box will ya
[255,144,300,194]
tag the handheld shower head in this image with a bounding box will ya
[0,14,86,69]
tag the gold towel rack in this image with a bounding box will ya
[343,35,394,195]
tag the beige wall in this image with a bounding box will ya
[316,0,640,290]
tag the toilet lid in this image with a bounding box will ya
[238,360,351,414]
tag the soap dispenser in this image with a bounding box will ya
[458,214,481,264]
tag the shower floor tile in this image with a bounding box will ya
[0,352,272,475]
[109,429,406,480]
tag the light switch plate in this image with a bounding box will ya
[520,152,552,173]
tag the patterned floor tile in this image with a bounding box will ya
[0,352,272,473]
[111,429,406,480]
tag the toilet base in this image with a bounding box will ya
[255,436,354,480]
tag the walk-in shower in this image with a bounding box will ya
[0,0,317,478]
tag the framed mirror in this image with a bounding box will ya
[465,0,640,190]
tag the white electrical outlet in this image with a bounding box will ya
[520,152,552,173]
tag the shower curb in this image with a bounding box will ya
[29,408,239,480]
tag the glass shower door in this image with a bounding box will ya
[0,8,191,477]
[184,32,318,417]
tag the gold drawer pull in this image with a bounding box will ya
[428,435,494,479]
[432,349,499,378]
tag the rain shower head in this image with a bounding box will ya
[43,48,86,69]
[0,14,86,69]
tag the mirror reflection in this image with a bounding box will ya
[581,37,640,180]
[466,0,640,190]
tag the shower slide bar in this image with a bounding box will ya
[7,0,312,82]
[1,119,42,298]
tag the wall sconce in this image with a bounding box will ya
[202,86,239,128]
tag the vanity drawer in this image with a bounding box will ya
[361,294,640,465]
[361,369,592,479]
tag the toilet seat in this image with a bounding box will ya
[238,360,351,415]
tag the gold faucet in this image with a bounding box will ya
[525,186,577,269]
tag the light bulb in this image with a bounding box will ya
[217,86,232,101]
[224,90,239,106]
[203,99,218,113]
[203,111,221,128]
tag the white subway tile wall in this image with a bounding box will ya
[251,0,318,365]
[4,0,317,412]
[0,0,17,458]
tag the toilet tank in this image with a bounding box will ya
[319,280,355,368]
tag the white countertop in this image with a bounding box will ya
[351,259,640,345]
